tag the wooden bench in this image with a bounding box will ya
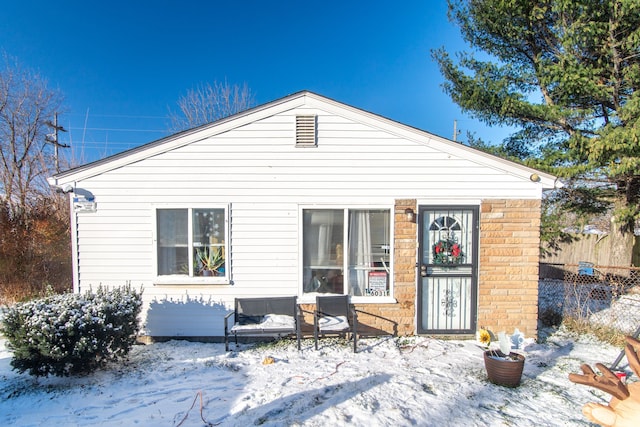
[224,296,301,351]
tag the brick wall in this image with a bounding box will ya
[478,199,541,339]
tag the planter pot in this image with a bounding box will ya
[484,350,525,387]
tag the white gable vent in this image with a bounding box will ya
[296,115,317,146]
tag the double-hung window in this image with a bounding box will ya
[156,207,228,281]
[302,208,392,298]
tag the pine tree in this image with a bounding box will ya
[433,0,640,252]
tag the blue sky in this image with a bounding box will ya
[1,1,510,165]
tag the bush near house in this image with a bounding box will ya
[0,285,142,376]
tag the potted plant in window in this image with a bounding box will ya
[196,246,225,276]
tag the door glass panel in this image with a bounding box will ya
[419,207,477,334]
[421,276,472,330]
[423,209,473,268]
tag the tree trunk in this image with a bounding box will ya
[610,213,635,266]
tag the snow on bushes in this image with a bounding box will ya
[0,285,142,376]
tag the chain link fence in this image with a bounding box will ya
[539,263,640,342]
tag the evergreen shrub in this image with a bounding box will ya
[0,285,142,376]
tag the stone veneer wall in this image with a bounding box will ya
[478,199,541,339]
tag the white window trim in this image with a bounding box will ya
[152,204,230,285]
[298,204,396,304]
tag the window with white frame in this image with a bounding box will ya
[303,208,391,297]
[156,207,227,279]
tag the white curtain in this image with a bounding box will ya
[316,223,332,266]
[308,210,336,266]
[304,210,339,292]
[348,210,372,296]
[157,209,187,275]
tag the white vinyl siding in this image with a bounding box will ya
[61,97,549,337]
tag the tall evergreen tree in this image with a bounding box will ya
[433,0,640,250]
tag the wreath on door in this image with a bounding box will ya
[433,239,464,265]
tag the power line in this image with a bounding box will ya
[67,127,168,133]
[65,113,170,119]
[69,142,146,147]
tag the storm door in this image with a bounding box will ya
[417,206,478,334]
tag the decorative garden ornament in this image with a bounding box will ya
[498,332,511,355]
[511,328,525,350]
[569,336,640,427]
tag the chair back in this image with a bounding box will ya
[316,295,349,318]
[235,296,297,322]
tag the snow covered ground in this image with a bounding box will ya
[0,328,632,426]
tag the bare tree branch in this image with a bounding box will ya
[168,80,255,132]
[0,53,63,216]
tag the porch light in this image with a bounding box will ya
[405,208,415,222]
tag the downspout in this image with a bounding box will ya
[48,177,81,294]
[69,194,80,294]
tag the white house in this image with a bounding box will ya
[48,91,557,340]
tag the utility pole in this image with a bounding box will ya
[46,112,69,173]
[453,120,460,142]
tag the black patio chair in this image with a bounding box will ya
[314,295,358,353]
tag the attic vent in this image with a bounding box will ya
[296,115,317,146]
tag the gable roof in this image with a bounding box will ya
[48,90,558,189]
